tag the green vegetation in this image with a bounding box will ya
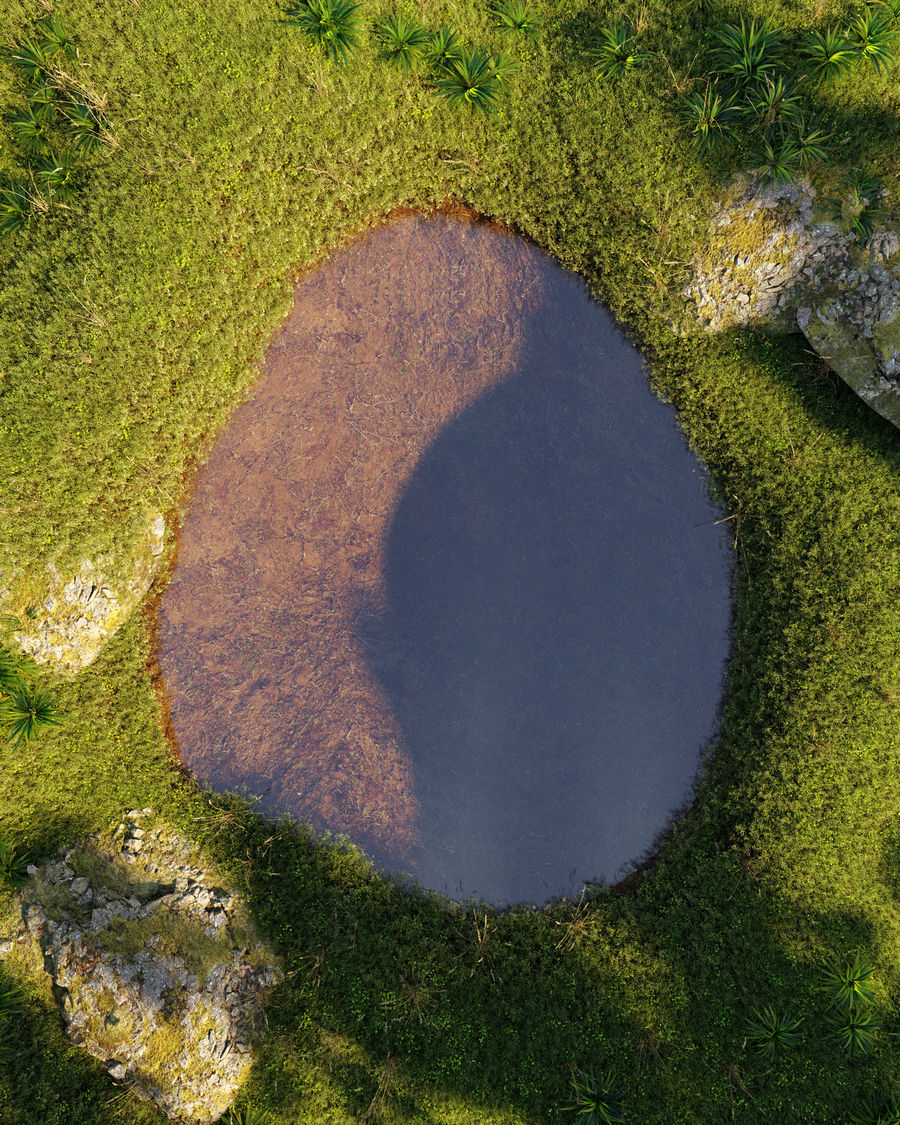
[425,26,463,70]
[585,18,650,82]
[567,1067,625,1124]
[820,953,878,1013]
[826,167,886,244]
[850,1091,900,1125]
[375,14,430,72]
[283,0,363,65]
[491,0,540,39]
[0,16,111,242]
[0,983,23,1062]
[0,645,61,748]
[433,49,506,115]
[0,832,29,887]
[744,1004,802,1056]
[0,0,899,1121]
[221,1108,269,1125]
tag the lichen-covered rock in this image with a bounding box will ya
[682,174,851,333]
[1,510,165,675]
[10,811,281,1123]
[683,172,900,429]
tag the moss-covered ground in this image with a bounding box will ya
[1,0,900,1120]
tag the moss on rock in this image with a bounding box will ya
[10,810,281,1123]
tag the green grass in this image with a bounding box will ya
[0,0,899,1122]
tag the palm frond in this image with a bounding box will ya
[375,14,430,72]
[284,0,363,66]
[2,683,62,749]
[491,0,541,39]
[847,8,897,76]
[433,49,504,116]
[711,18,783,89]
[800,28,857,84]
[744,1005,802,1057]
[585,18,651,81]
[679,81,740,156]
[426,27,464,71]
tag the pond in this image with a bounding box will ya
[157,213,732,907]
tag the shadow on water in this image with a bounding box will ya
[354,269,733,907]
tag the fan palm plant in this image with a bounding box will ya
[26,82,59,125]
[878,0,900,23]
[222,1107,269,1124]
[846,8,897,76]
[490,49,519,88]
[0,984,23,1062]
[375,14,430,72]
[744,1005,802,1057]
[711,18,783,89]
[679,81,740,156]
[800,28,857,84]
[750,136,803,186]
[60,99,105,154]
[35,15,77,62]
[850,1091,900,1125]
[820,953,878,1013]
[2,683,62,748]
[0,181,32,241]
[426,27,463,70]
[491,0,541,38]
[4,38,55,84]
[826,1007,880,1056]
[284,0,363,66]
[791,115,830,168]
[0,646,20,692]
[34,152,81,201]
[9,106,53,158]
[0,832,29,887]
[742,73,802,134]
[568,1067,625,1124]
[433,49,504,115]
[586,18,651,81]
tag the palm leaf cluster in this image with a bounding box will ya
[221,1106,270,1124]
[0,830,30,888]
[825,167,885,245]
[800,6,898,84]
[284,0,538,116]
[1,17,110,242]
[849,1091,900,1125]
[0,643,62,749]
[677,3,898,177]
[744,1004,803,1057]
[567,1067,625,1125]
[585,18,651,81]
[820,953,881,1056]
[678,17,835,183]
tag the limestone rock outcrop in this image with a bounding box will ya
[0,510,166,674]
[6,811,280,1123]
[682,173,900,428]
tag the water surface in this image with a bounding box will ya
[158,214,732,906]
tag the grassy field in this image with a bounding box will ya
[1,0,900,1120]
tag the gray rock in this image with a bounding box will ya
[18,812,281,1124]
[3,510,166,676]
[683,172,900,428]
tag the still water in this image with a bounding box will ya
[158,214,732,906]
